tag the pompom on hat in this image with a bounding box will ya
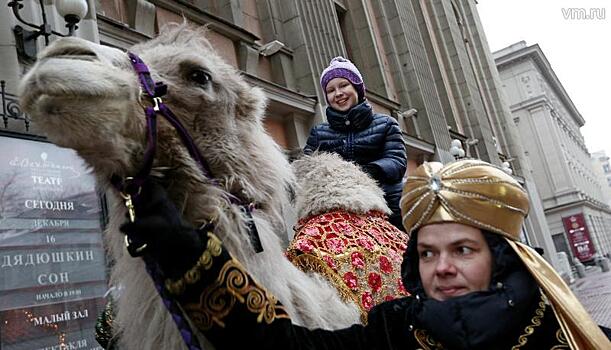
[399,159,610,350]
[320,56,366,102]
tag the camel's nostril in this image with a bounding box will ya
[43,46,98,60]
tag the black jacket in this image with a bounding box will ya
[304,102,406,221]
[170,232,597,350]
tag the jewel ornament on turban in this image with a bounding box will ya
[400,159,609,350]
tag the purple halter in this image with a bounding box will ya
[112,52,262,253]
[111,52,220,199]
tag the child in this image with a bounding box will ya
[305,57,407,230]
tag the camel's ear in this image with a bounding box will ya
[236,83,267,122]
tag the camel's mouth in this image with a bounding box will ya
[20,62,118,115]
[38,36,99,62]
[19,37,136,113]
[20,62,133,116]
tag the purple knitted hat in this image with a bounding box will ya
[320,56,366,102]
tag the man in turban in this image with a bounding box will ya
[116,159,611,349]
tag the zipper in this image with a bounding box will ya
[347,131,354,158]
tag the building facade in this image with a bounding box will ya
[494,41,611,263]
[591,150,611,207]
[0,1,564,348]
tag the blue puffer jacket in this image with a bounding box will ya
[304,102,406,227]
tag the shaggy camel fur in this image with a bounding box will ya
[20,24,359,349]
[292,152,391,219]
[289,153,409,320]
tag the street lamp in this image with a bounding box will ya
[501,161,513,175]
[8,0,88,60]
[398,108,420,138]
[258,40,285,57]
[450,139,466,160]
[57,0,89,36]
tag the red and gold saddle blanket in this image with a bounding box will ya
[286,209,410,321]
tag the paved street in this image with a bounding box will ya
[571,269,611,328]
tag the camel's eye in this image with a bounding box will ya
[188,69,212,86]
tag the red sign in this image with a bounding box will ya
[562,214,596,262]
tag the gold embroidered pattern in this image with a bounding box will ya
[287,209,410,321]
[183,258,289,330]
[291,254,359,314]
[550,329,569,349]
[165,232,223,295]
[413,329,445,350]
[511,294,546,350]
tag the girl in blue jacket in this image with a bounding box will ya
[305,57,407,230]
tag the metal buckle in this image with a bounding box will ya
[118,177,141,223]
[119,177,147,256]
[124,235,147,257]
[153,97,162,112]
[136,90,163,113]
[120,191,136,223]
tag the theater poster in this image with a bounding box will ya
[0,135,107,350]
[562,213,596,262]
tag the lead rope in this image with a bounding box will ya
[144,254,203,350]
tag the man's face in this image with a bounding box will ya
[417,223,493,301]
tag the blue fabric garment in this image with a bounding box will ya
[304,101,406,227]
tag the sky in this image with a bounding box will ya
[476,0,611,157]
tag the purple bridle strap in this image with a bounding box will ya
[116,53,262,251]
[111,53,229,199]
[110,102,158,195]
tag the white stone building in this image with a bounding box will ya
[494,41,611,262]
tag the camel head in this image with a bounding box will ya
[292,152,390,219]
[19,24,293,222]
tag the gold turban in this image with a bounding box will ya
[400,159,528,238]
[400,159,610,350]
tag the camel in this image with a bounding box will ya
[19,24,360,350]
[289,153,409,321]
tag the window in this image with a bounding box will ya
[335,3,354,60]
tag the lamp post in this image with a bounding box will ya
[8,0,88,60]
[501,161,513,175]
[57,0,89,36]
[1,80,30,130]
[450,139,466,160]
